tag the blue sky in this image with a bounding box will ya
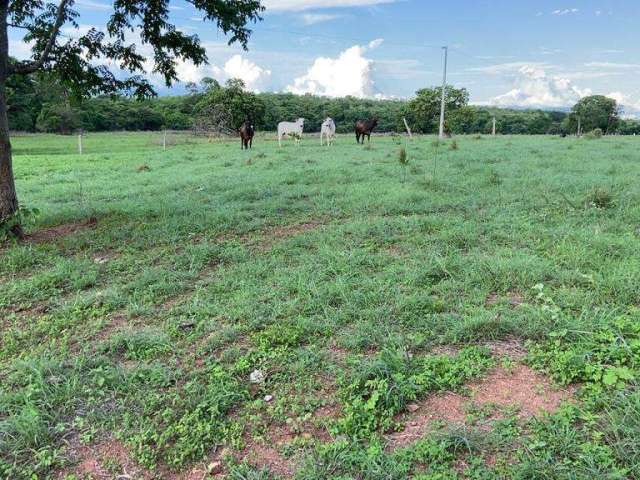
[9,0,640,112]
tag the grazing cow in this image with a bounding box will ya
[355,118,378,144]
[320,117,336,146]
[239,120,255,150]
[278,118,305,147]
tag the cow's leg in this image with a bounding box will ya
[250,138,253,149]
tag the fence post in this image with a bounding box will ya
[78,133,83,155]
[163,130,167,151]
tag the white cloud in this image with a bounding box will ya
[263,0,397,11]
[300,13,342,25]
[211,55,272,92]
[8,38,33,60]
[552,8,579,15]
[285,40,383,97]
[607,91,640,117]
[75,0,110,10]
[491,64,591,108]
[61,24,98,39]
[584,62,640,69]
[468,62,549,75]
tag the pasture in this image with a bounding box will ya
[2,132,640,479]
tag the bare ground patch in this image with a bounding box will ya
[247,220,325,251]
[57,437,151,480]
[386,364,574,449]
[26,217,97,244]
[485,291,525,307]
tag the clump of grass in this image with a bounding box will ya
[136,164,151,172]
[584,128,603,139]
[245,157,252,165]
[449,140,458,150]
[364,144,373,151]
[488,170,501,185]
[474,134,483,140]
[586,187,615,209]
[431,139,441,148]
[398,147,409,182]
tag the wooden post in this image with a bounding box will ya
[492,117,496,136]
[403,117,413,138]
[78,133,83,155]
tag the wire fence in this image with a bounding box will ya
[10,129,422,156]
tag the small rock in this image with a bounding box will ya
[94,256,109,264]
[250,369,265,384]
[407,403,420,413]
[207,461,222,474]
[264,394,273,402]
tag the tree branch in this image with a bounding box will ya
[9,0,71,75]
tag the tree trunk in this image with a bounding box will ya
[0,0,21,237]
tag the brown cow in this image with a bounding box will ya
[239,120,255,150]
[355,118,378,144]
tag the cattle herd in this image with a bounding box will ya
[239,117,378,150]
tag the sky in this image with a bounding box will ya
[9,0,640,114]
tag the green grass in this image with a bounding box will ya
[2,132,640,478]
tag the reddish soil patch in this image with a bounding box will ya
[58,438,151,480]
[26,217,97,244]
[243,444,295,478]
[473,365,572,418]
[485,338,527,360]
[93,313,130,341]
[254,221,324,250]
[386,364,573,449]
[485,291,525,307]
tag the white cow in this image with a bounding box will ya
[320,117,336,146]
[278,118,305,147]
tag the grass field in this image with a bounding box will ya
[2,131,640,479]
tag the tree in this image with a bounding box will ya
[0,0,264,236]
[566,95,620,135]
[406,86,469,134]
[194,78,265,133]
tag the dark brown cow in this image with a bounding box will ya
[239,120,255,150]
[355,118,378,144]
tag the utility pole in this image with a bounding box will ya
[438,46,448,139]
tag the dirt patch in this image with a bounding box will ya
[250,221,324,251]
[485,338,527,360]
[485,291,525,307]
[472,364,573,418]
[26,217,97,244]
[386,364,573,449]
[92,313,130,342]
[240,442,296,478]
[58,437,151,480]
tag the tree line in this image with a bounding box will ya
[8,73,640,136]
